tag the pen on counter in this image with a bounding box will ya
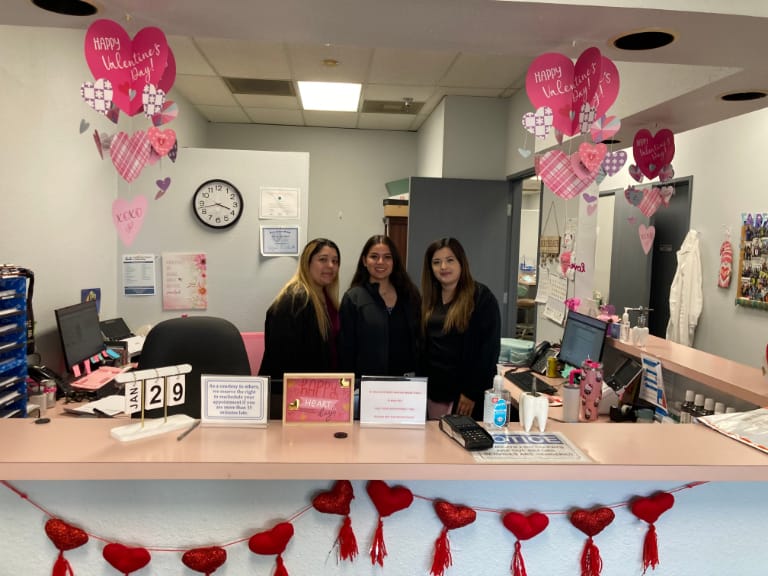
[177,419,201,441]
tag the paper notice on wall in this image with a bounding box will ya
[543,272,568,324]
[639,354,667,413]
[122,254,156,296]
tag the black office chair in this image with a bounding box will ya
[135,316,251,419]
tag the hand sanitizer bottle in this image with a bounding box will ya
[483,375,510,428]
[620,308,631,343]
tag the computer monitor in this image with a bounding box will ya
[557,310,608,369]
[54,301,105,372]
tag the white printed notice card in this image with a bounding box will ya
[359,376,427,428]
[201,375,269,427]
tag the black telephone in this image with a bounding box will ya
[528,341,558,374]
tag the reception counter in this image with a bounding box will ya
[1,417,766,481]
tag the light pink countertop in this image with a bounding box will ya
[0,418,765,481]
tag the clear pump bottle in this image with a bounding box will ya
[620,308,631,343]
[483,375,510,428]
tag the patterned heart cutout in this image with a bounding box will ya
[625,186,643,207]
[502,511,549,541]
[147,126,177,156]
[168,139,179,162]
[570,507,615,537]
[79,119,89,134]
[590,115,620,143]
[103,543,151,575]
[628,164,644,183]
[80,78,114,115]
[631,492,674,524]
[518,147,532,158]
[659,164,675,182]
[151,100,179,126]
[434,500,476,530]
[312,480,354,516]
[521,106,553,139]
[538,150,594,200]
[366,480,414,517]
[638,187,664,218]
[110,130,151,183]
[142,84,166,118]
[182,546,227,575]
[578,102,597,135]
[45,518,89,551]
[601,150,627,176]
[248,522,294,556]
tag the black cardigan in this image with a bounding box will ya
[258,291,335,380]
[338,282,421,377]
[423,282,501,419]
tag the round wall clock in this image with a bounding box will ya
[192,179,244,229]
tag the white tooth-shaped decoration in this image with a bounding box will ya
[519,392,549,432]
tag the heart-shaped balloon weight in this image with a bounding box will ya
[312,480,354,516]
[248,522,294,556]
[182,546,227,575]
[570,507,615,537]
[366,480,414,517]
[45,518,89,551]
[434,500,476,530]
[631,492,674,524]
[103,543,151,575]
[502,511,549,541]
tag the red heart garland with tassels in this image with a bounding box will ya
[312,480,358,562]
[181,546,227,575]
[366,480,414,567]
[248,522,294,576]
[631,492,675,574]
[502,512,549,576]
[45,518,89,576]
[102,543,151,575]
[570,507,615,576]
[431,501,477,576]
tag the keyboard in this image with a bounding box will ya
[504,370,558,396]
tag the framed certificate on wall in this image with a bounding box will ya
[261,226,300,256]
[282,373,355,425]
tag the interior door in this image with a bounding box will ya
[406,177,514,335]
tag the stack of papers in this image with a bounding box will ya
[64,395,124,417]
[698,409,768,454]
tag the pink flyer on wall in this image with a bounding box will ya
[162,252,207,310]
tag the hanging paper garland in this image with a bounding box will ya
[181,546,226,575]
[366,480,414,566]
[430,500,477,576]
[502,511,549,576]
[102,543,151,576]
[569,507,615,576]
[45,518,89,576]
[312,480,358,562]
[248,522,294,576]
[630,492,675,574]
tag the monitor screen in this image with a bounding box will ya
[557,310,608,369]
[54,301,104,371]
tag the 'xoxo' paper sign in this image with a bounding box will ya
[112,196,148,247]
[84,19,170,116]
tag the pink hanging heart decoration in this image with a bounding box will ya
[587,203,597,216]
[659,185,674,206]
[157,48,176,93]
[638,187,664,218]
[147,126,176,156]
[658,164,675,182]
[112,195,148,247]
[633,128,675,180]
[625,186,643,207]
[538,150,594,199]
[151,100,179,126]
[570,47,603,135]
[155,177,171,199]
[110,130,151,182]
[521,106,554,139]
[601,150,627,176]
[591,57,620,121]
[560,251,572,275]
[526,52,576,136]
[578,142,607,173]
[639,224,656,255]
[103,543,151,575]
[590,115,621,143]
[142,84,166,118]
[80,78,114,115]
[578,102,597,135]
[628,164,644,183]
[84,19,169,116]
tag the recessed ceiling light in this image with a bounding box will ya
[298,81,361,112]
[32,0,97,16]
[720,91,768,102]
[613,29,675,51]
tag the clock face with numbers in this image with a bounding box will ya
[192,179,244,229]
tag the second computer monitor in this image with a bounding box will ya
[558,310,608,369]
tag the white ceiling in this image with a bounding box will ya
[4,0,768,144]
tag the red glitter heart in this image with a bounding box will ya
[570,507,615,537]
[434,500,476,530]
[44,518,89,551]
[182,546,227,575]
[312,480,354,516]
[248,522,294,556]
[102,543,151,574]
[502,511,549,541]
[366,480,414,517]
[631,492,675,524]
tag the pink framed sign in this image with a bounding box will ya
[282,373,355,425]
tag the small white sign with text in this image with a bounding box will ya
[359,377,427,428]
[201,375,270,427]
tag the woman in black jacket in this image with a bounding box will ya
[259,238,341,380]
[421,237,500,420]
[339,235,421,378]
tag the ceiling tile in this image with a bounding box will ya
[234,93,300,109]
[194,38,291,79]
[167,35,216,76]
[369,48,458,85]
[439,53,531,89]
[363,84,436,102]
[195,105,250,123]
[288,44,372,82]
[244,107,304,125]
[303,111,358,128]
[174,75,238,106]
[358,113,416,131]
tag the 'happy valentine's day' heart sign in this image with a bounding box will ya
[633,128,675,180]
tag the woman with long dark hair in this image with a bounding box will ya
[421,237,500,420]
